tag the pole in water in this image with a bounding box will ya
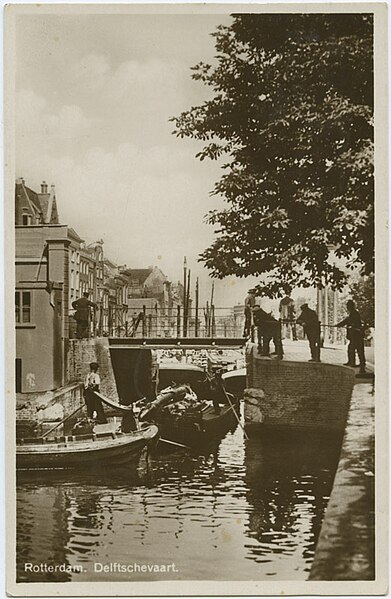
[219,380,249,441]
[159,438,190,450]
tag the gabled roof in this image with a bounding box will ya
[15,180,60,224]
[124,268,153,283]
[15,182,42,218]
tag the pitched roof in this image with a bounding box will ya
[15,180,60,224]
[124,268,153,284]
[15,182,42,217]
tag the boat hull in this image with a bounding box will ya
[16,425,159,471]
[157,402,238,449]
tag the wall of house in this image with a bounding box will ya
[16,286,55,392]
[15,226,70,392]
[245,344,355,433]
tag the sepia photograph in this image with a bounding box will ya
[5,3,387,596]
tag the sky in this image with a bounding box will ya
[15,10,313,312]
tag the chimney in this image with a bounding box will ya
[50,184,56,194]
[16,177,25,185]
[41,181,48,194]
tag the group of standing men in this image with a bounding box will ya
[244,289,367,373]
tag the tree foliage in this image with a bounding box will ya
[349,273,374,327]
[171,14,374,297]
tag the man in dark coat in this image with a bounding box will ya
[296,304,321,362]
[243,289,256,337]
[72,292,97,339]
[252,306,283,358]
[336,300,366,373]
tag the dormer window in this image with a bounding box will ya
[22,213,32,226]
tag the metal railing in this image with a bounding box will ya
[67,306,363,344]
[68,306,246,339]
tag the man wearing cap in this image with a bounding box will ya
[84,362,107,423]
[336,300,366,373]
[243,289,256,337]
[296,304,321,362]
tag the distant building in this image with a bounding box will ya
[68,227,84,305]
[102,260,128,335]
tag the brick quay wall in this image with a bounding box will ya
[244,344,355,433]
[244,341,376,582]
[66,338,118,400]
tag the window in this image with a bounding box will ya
[16,359,22,393]
[15,291,31,324]
[22,213,32,226]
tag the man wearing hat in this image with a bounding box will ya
[336,300,366,373]
[296,304,321,362]
[243,289,256,337]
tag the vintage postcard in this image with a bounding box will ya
[5,2,388,597]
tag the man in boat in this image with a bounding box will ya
[252,305,283,359]
[296,304,321,362]
[243,289,256,338]
[335,300,367,374]
[72,292,98,339]
[84,362,107,423]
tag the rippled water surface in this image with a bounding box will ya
[17,422,342,582]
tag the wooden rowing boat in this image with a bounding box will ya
[16,424,159,471]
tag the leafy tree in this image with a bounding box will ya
[348,273,374,327]
[171,14,373,297]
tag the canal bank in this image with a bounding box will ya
[245,340,375,580]
[309,379,375,580]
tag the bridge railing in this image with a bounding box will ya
[101,306,246,339]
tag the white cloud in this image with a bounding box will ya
[16,88,97,145]
[69,53,111,89]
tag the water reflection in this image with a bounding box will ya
[244,431,343,577]
[17,426,342,582]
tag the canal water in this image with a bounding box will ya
[16,419,342,583]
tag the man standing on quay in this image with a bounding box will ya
[336,300,366,374]
[243,289,256,338]
[72,292,97,339]
[296,304,321,362]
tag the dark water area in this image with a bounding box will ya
[16,421,343,583]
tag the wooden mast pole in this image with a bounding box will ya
[195,277,199,337]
